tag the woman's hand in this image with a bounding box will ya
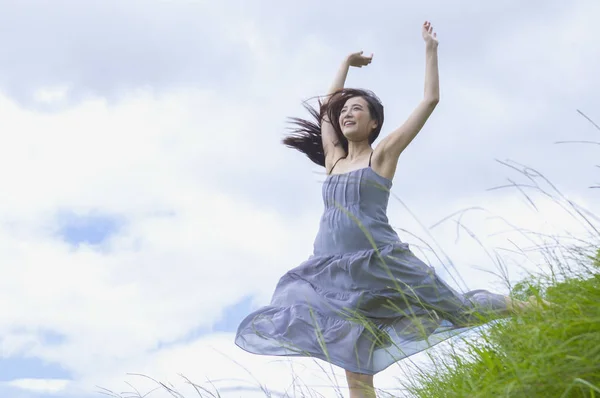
[422,21,438,48]
[346,51,373,68]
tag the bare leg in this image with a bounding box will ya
[505,295,554,313]
[345,370,376,398]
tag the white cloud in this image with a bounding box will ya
[33,86,71,105]
[0,84,320,390]
[5,378,70,394]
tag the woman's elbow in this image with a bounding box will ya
[426,96,440,106]
[423,96,439,110]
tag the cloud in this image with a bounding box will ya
[0,84,319,395]
[0,0,248,106]
[5,378,70,395]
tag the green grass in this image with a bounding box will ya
[401,254,600,398]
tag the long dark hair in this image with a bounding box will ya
[283,88,385,167]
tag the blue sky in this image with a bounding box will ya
[0,350,68,382]
[0,0,598,397]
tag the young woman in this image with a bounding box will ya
[235,21,541,398]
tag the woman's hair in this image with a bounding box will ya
[282,88,384,167]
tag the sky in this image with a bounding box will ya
[0,0,599,397]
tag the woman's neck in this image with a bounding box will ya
[346,141,372,162]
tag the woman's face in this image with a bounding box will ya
[339,96,377,142]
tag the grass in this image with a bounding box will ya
[401,254,600,398]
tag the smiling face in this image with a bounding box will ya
[339,96,378,142]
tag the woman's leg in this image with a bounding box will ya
[505,295,554,313]
[345,370,376,398]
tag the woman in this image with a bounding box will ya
[235,21,539,398]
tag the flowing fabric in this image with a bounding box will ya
[235,167,507,375]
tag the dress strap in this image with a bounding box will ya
[368,151,373,167]
[329,156,346,174]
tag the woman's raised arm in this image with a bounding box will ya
[322,52,373,171]
[375,21,440,180]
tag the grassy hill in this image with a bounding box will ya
[402,250,600,398]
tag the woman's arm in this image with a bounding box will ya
[324,51,373,104]
[325,59,350,104]
[375,22,440,180]
[322,52,373,171]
